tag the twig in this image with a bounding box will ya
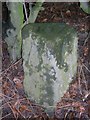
[1,58,22,76]
[78,65,83,95]
[56,104,75,109]
[0,93,15,100]
[83,32,90,46]
[5,100,18,119]
[64,109,73,120]
[23,2,28,23]
[81,66,88,92]
[0,98,27,109]
[14,100,26,119]
[6,76,20,96]
[82,63,90,73]
[83,92,90,101]
[1,113,11,120]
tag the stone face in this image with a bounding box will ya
[22,23,78,108]
[3,3,23,63]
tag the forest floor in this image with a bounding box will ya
[1,2,90,120]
